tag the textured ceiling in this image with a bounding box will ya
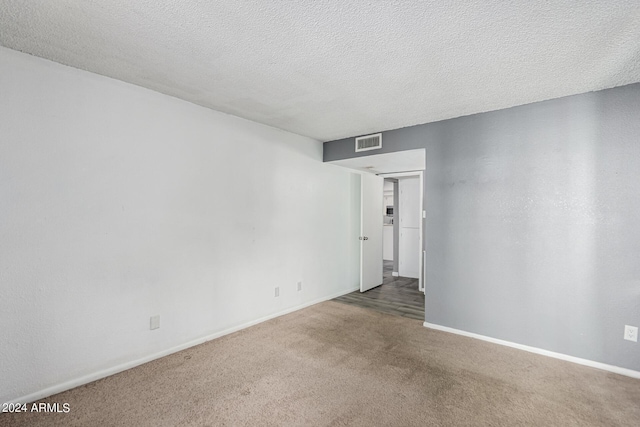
[1,1,640,141]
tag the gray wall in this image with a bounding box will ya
[324,83,640,372]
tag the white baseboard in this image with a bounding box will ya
[5,286,359,405]
[423,322,640,379]
[392,272,399,277]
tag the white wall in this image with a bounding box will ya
[0,46,357,404]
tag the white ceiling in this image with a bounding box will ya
[1,1,639,142]
[329,149,425,175]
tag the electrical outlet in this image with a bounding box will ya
[297,281,302,291]
[150,315,160,330]
[624,325,638,342]
[274,287,279,297]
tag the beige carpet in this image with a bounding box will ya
[2,301,639,426]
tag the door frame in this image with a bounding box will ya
[378,170,424,292]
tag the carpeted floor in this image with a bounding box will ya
[2,301,639,426]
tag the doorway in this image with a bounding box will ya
[380,171,424,293]
[329,149,426,320]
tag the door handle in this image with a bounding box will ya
[363,237,369,240]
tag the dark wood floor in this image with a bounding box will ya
[333,261,425,320]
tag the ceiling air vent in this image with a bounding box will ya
[355,133,382,152]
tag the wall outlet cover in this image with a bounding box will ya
[150,315,160,330]
[297,281,302,291]
[275,287,280,297]
[624,325,638,342]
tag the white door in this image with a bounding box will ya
[399,176,420,278]
[360,173,383,292]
